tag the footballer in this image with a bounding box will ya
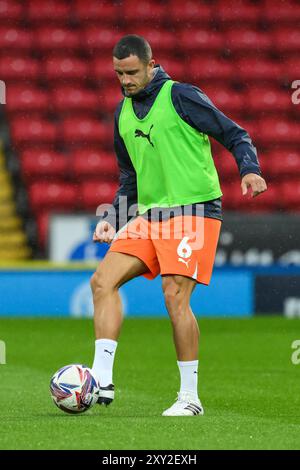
[91,35,267,416]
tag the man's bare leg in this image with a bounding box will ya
[162,275,198,361]
[90,251,147,403]
[162,275,203,416]
[91,251,147,340]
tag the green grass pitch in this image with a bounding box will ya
[0,317,300,450]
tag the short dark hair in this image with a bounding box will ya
[113,35,152,64]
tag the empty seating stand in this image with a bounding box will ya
[1,0,299,252]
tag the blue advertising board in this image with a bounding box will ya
[0,265,253,317]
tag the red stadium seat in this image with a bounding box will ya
[74,0,118,24]
[273,28,300,54]
[245,87,291,114]
[216,2,261,28]
[280,181,300,210]
[91,57,118,83]
[257,119,300,146]
[79,181,118,210]
[0,56,40,81]
[20,150,68,182]
[6,85,49,115]
[134,29,176,54]
[179,29,224,54]
[61,118,111,145]
[169,1,212,25]
[226,30,272,56]
[122,0,167,24]
[220,181,241,210]
[240,185,278,212]
[154,57,186,81]
[35,27,81,53]
[281,58,300,84]
[200,84,220,100]
[228,184,278,213]
[51,86,99,114]
[0,1,23,24]
[36,211,50,248]
[0,27,32,51]
[71,149,118,179]
[236,59,282,83]
[45,57,89,82]
[29,182,77,212]
[26,0,71,24]
[263,0,300,25]
[10,118,57,146]
[190,58,233,81]
[215,150,239,180]
[203,86,245,114]
[222,181,277,212]
[254,154,269,177]
[82,28,126,53]
[267,151,300,178]
[99,86,123,114]
[234,119,258,141]
[1,0,299,243]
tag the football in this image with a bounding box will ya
[50,364,100,414]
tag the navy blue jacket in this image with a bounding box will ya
[111,66,261,230]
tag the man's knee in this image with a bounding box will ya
[90,272,98,294]
[162,277,184,314]
[90,265,116,297]
[162,276,195,317]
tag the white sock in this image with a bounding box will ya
[92,338,118,387]
[177,360,199,399]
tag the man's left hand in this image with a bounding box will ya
[241,173,267,198]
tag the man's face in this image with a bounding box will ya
[113,54,155,96]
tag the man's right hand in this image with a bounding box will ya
[93,221,116,244]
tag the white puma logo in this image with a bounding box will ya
[178,257,191,268]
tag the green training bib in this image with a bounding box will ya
[119,80,222,213]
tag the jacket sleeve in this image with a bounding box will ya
[108,102,138,231]
[171,83,261,177]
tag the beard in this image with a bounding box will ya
[124,70,152,96]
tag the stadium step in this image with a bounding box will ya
[0,231,27,246]
[0,246,32,260]
[0,142,31,260]
[0,180,13,201]
[0,215,22,231]
[0,202,16,218]
[0,171,9,184]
